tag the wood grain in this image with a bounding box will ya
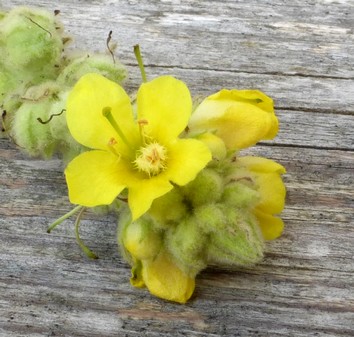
[1,0,353,336]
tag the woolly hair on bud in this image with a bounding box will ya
[0,7,63,76]
[0,66,18,104]
[47,90,85,161]
[148,187,188,225]
[193,204,226,233]
[182,168,223,207]
[9,82,80,159]
[11,99,57,157]
[21,81,61,102]
[207,213,264,266]
[221,180,260,209]
[165,217,208,277]
[58,54,127,87]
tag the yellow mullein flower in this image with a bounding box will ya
[64,73,211,220]
[188,89,278,151]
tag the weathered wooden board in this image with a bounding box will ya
[1,0,353,336]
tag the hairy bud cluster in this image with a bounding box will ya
[0,7,126,161]
[119,159,265,280]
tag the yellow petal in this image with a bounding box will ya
[195,132,227,160]
[137,76,192,143]
[237,156,286,174]
[189,89,278,150]
[128,176,173,220]
[255,210,285,240]
[238,156,286,214]
[142,251,195,303]
[166,138,212,186]
[66,73,139,153]
[255,172,286,214]
[65,150,135,206]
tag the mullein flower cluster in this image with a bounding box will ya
[2,7,286,303]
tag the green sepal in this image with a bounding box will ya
[207,213,264,266]
[165,217,207,277]
[182,168,223,207]
[148,187,187,225]
[221,180,259,209]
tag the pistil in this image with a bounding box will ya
[102,107,134,150]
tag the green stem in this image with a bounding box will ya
[134,44,147,83]
[47,205,83,233]
[74,207,98,259]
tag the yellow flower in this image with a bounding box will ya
[64,73,211,220]
[188,89,278,151]
[236,156,286,240]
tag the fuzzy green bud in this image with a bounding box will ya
[58,54,127,87]
[165,217,207,276]
[183,168,223,207]
[11,98,56,157]
[148,187,188,225]
[222,181,259,209]
[0,7,63,77]
[10,82,84,159]
[47,90,84,161]
[207,213,264,266]
[122,217,162,261]
[193,204,226,232]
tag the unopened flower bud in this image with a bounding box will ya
[166,217,207,276]
[148,187,187,225]
[222,181,259,209]
[123,217,162,261]
[182,168,223,207]
[58,54,127,87]
[1,7,63,76]
[207,213,264,266]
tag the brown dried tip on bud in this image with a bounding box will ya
[54,10,60,16]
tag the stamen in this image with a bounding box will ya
[107,137,121,157]
[108,137,117,146]
[138,119,148,145]
[134,142,167,176]
[102,107,134,150]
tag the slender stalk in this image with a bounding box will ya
[47,205,83,233]
[134,44,147,83]
[74,207,98,259]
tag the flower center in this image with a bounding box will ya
[134,142,167,176]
